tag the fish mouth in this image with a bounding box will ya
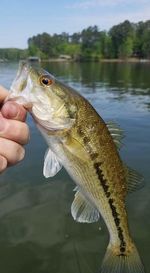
[5,95,33,112]
[5,61,33,106]
[6,94,57,132]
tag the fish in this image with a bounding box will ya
[7,62,145,273]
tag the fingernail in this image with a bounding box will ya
[0,156,7,172]
[0,118,6,132]
[18,148,25,162]
[9,103,20,118]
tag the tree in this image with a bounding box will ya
[70,32,81,44]
[119,37,133,58]
[142,29,150,58]
[109,20,135,58]
[81,26,103,60]
[26,20,150,61]
[0,48,28,61]
[134,20,150,58]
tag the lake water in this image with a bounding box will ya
[0,61,150,273]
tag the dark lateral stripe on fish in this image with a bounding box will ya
[108,199,126,254]
[77,126,126,254]
[94,162,126,255]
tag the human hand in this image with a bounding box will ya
[0,85,30,173]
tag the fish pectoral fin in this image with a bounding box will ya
[106,121,124,150]
[43,148,62,178]
[71,190,100,223]
[63,137,89,162]
[124,164,144,193]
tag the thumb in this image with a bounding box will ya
[0,86,9,103]
[1,101,27,122]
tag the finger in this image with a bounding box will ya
[0,155,7,173]
[0,137,25,166]
[0,86,9,103]
[0,116,30,145]
[1,101,27,122]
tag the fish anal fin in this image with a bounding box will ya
[71,190,100,223]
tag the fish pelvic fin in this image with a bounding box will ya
[100,242,145,273]
[43,148,62,178]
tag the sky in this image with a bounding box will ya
[0,0,150,49]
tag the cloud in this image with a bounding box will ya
[64,0,150,33]
[67,0,149,9]
[62,5,150,33]
[106,5,150,26]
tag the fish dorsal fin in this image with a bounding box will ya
[124,164,144,193]
[43,148,62,178]
[106,121,124,150]
[71,189,100,223]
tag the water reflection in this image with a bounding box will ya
[43,62,150,89]
[43,62,150,112]
[0,170,104,273]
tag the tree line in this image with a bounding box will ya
[0,20,150,61]
[0,48,28,61]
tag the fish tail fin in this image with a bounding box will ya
[100,242,145,273]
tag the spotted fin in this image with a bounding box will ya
[71,190,100,223]
[101,241,145,273]
[124,165,144,193]
[106,121,124,149]
[43,148,62,178]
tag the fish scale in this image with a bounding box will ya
[59,126,131,250]
[7,62,145,273]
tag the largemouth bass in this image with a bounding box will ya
[7,62,145,273]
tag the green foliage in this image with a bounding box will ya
[134,20,150,58]
[61,43,81,57]
[109,20,135,58]
[0,48,28,61]
[27,20,150,61]
[80,26,107,60]
[119,37,133,58]
[1,20,150,61]
[142,29,150,58]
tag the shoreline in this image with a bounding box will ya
[41,58,150,63]
[0,58,150,64]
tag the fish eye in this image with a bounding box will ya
[40,76,53,86]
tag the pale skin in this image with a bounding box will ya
[0,85,30,173]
